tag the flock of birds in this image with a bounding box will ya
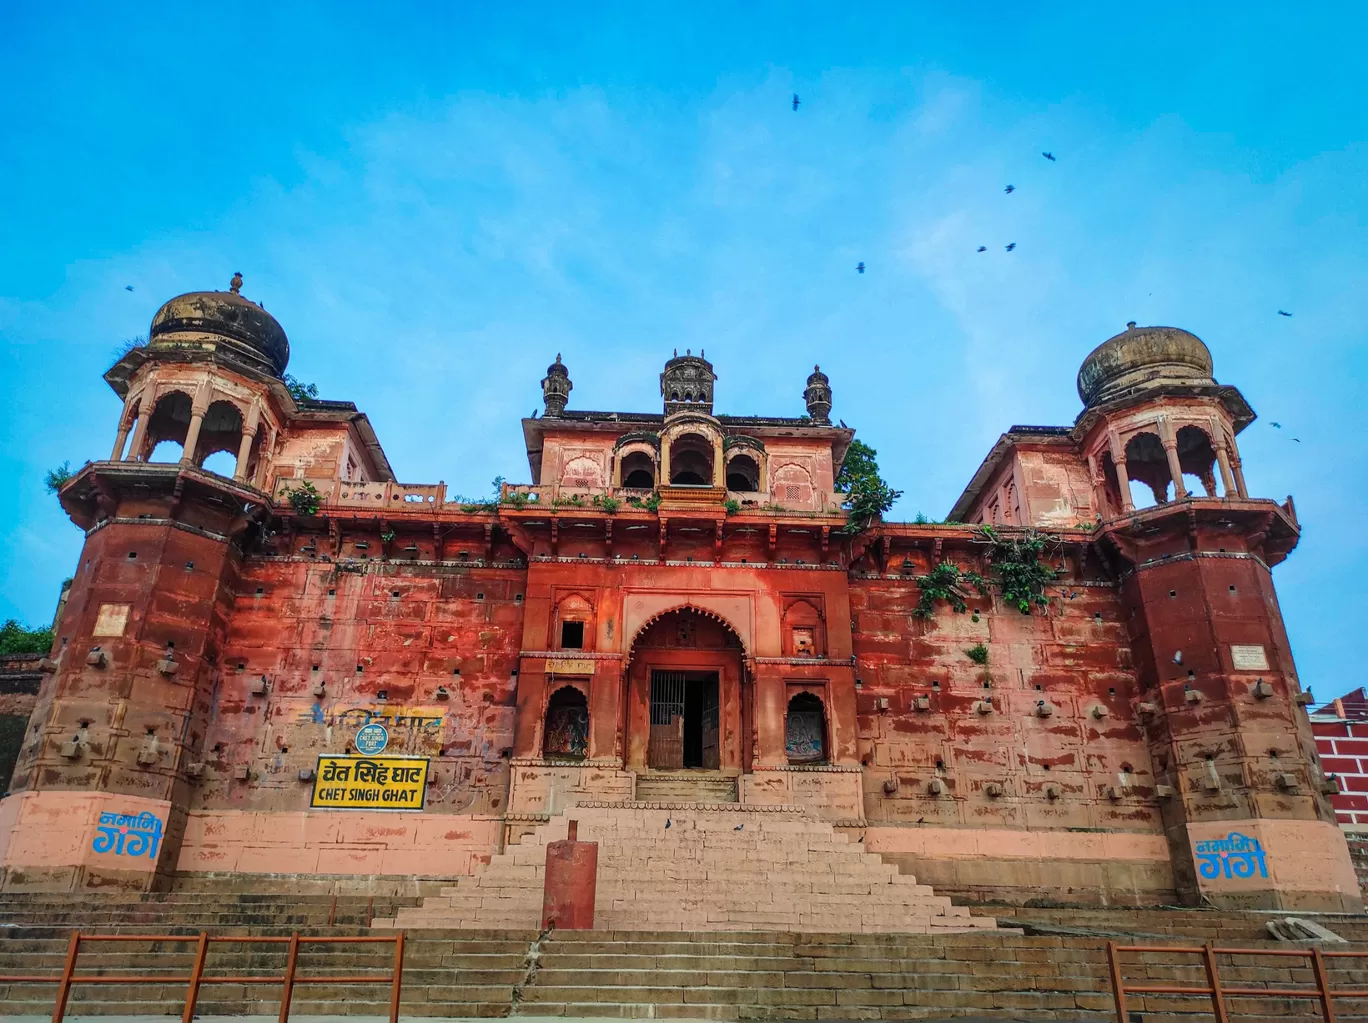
[791,91,1303,447]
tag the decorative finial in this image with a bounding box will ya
[229,272,243,295]
[687,348,691,356]
[700,349,705,358]
[673,348,677,357]
[555,353,562,364]
[1126,321,1136,330]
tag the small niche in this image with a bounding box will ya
[127,551,138,560]
[476,592,486,601]
[184,561,195,571]
[1169,590,1177,598]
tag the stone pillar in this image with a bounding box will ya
[126,412,150,462]
[659,439,671,487]
[712,435,725,488]
[1163,440,1187,499]
[110,419,131,462]
[1215,445,1238,497]
[181,409,206,466]
[1230,453,1249,499]
[233,404,261,484]
[752,666,787,766]
[1114,455,1133,511]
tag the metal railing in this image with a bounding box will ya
[1,930,405,1023]
[1107,940,1368,1022]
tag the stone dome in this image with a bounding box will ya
[149,279,290,377]
[1076,322,1214,408]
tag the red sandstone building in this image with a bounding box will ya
[0,279,1357,922]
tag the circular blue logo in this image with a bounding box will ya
[355,723,389,756]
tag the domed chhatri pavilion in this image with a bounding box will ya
[1,277,1353,927]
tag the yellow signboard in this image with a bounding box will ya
[309,755,429,811]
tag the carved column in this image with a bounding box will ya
[233,403,261,483]
[1215,444,1238,497]
[126,408,150,462]
[1163,440,1187,499]
[1230,453,1249,499]
[1109,432,1134,513]
[110,416,132,462]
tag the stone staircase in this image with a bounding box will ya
[375,804,999,934]
[636,770,739,803]
[3,892,1368,1018]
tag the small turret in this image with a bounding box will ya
[804,365,832,424]
[661,349,716,417]
[541,354,572,417]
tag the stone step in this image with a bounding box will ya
[634,772,740,803]
[381,806,996,935]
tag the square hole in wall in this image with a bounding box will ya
[391,590,400,598]
[514,594,524,604]
[185,562,195,571]
[1169,590,1177,598]
[561,621,585,649]
[1229,585,1237,593]
[356,665,364,673]
[935,759,945,771]
[377,690,388,701]
[127,551,137,560]
[328,589,336,596]
[256,587,264,595]
[476,592,485,601]
[931,680,941,690]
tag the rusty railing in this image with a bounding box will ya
[0,930,405,1023]
[1108,940,1368,1022]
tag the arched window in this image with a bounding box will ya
[143,391,193,462]
[195,400,245,476]
[726,454,760,492]
[544,687,589,760]
[620,451,656,489]
[1177,425,1220,497]
[669,433,714,486]
[785,692,828,764]
[1123,432,1170,507]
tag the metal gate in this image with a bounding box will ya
[649,671,686,769]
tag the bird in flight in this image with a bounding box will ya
[792,93,800,111]
[1004,184,1016,194]
[1270,422,1282,429]
[1042,152,1056,161]
[1005,242,1017,252]
[124,285,134,291]
[856,262,865,274]
[1278,310,1292,317]
[976,246,987,252]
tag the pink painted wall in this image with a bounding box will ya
[176,809,502,877]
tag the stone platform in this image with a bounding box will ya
[374,804,999,934]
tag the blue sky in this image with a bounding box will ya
[2,3,1365,692]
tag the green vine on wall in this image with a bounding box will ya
[912,561,988,618]
[973,524,1061,614]
[282,480,322,516]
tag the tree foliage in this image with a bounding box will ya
[836,440,902,534]
[0,619,53,656]
[282,480,322,516]
[284,375,319,403]
[44,462,74,494]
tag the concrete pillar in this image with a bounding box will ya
[1163,441,1187,500]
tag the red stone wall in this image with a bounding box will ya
[850,569,1152,831]
[204,560,526,816]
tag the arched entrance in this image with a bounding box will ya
[623,607,749,774]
